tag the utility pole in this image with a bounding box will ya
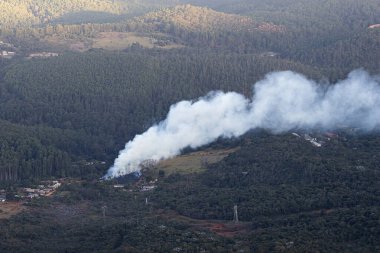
[233,205,239,223]
[102,205,107,227]
[102,205,107,218]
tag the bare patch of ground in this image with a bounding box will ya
[157,209,250,238]
[0,202,25,219]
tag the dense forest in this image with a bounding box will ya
[0,49,323,182]
[153,132,380,252]
[0,0,379,252]
[0,133,379,252]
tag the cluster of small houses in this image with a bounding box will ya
[27,52,59,59]
[0,181,61,202]
[0,51,59,59]
[0,41,59,60]
[20,181,61,199]
[0,190,6,202]
[0,41,16,59]
[0,50,16,59]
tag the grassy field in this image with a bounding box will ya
[151,148,239,176]
[44,35,91,52]
[92,32,184,50]
[43,32,184,52]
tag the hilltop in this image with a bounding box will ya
[130,4,283,33]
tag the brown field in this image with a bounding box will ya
[0,202,25,219]
[157,209,250,238]
[44,35,91,52]
[92,32,153,49]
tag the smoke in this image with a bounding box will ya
[105,69,380,178]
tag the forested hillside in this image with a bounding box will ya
[296,29,380,72]
[0,49,322,182]
[184,0,380,33]
[0,0,378,188]
[153,132,380,252]
[0,1,379,252]
[2,1,377,74]
[130,5,261,33]
[0,132,379,252]
[0,0,121,29]
[0,0,377,194]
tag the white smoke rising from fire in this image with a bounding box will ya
[105,70,380,178]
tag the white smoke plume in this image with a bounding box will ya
[105,70,380,178]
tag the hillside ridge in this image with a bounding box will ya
[131,4,284,33]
